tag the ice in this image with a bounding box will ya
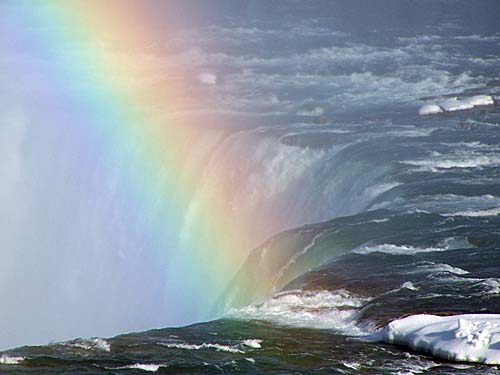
[419,94,495,116]
[439,98,474,112]
[464,94,494,106]
[383,314,500,364]
[418,104,443,115]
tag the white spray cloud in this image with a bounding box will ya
[0,110,28,199]
[198,72,217,85]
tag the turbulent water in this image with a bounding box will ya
[2,0,500,373]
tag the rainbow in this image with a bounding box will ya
[2,1,256,326]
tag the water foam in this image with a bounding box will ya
[353,244,447,256]
[242,339,263,349]
[407,262,469,276]
[63,338,111,352]
[227,290,370,335]
[159,342,244,354]
[403,153,500,172]
[0,355,25,365]
[122,364,162,372]
[444,207,500,217]
[106,363,163,372]
[401,281,419,291]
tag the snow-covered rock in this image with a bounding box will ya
[464,94,494,107]
[419,94,495,116]
[439,98,474,112]
[418,104,443,115]
[383,314,500,365]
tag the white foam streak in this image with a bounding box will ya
[160,342,244,354]
[353,244,447,255]
[404,153,500,172]
[414,263,469,276]
[444,207,500,217]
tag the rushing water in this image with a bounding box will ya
[1,0,500,373]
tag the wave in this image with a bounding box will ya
[444,207,500,217]
[61,337,111,352]
[226,289,370,335]
[110,363,163,372]
[353,243,448,256]
[0,355,25,365]
[403,153,500,172]
[408,262,470,276]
